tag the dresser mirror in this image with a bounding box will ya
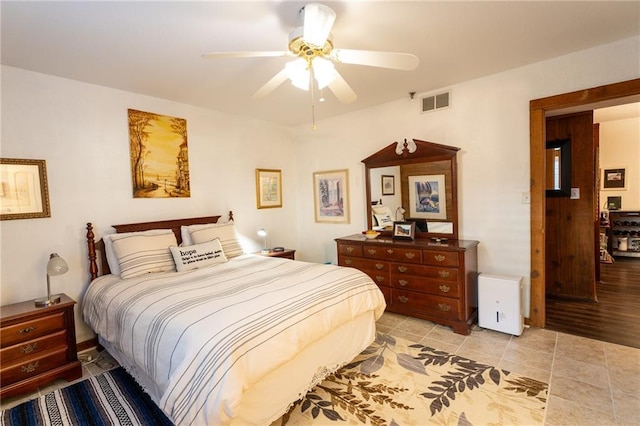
[362,139,460,240]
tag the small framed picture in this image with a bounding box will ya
[381,175,395,195]
[392,221,416,240]
[1,158,51,220]
[602,167,626,190]
[607,196,622,210]
[256,169,282,209]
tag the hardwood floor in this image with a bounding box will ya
[545,257,640,349]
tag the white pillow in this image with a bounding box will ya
[189,222,244,259]
[111,232,177,279]
[169,239,227,272]
[374,213,394,228]
[103,229,173,276]
[372,205,393,217]
[180,221,232,246]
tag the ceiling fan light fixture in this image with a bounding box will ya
[285,58,310,90]
[302,3,336,48]
[312,57,336,89]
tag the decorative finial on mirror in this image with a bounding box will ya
[395,138,417,156]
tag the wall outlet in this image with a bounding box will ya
[521,192,531,204]
[570,188,580,199]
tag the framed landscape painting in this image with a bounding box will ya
[408,174,447,220]
[0,158,51,220]
[313,169,350,224]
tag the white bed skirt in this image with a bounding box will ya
[100,311,377,425]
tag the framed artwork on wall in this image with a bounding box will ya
[602,167,626,190]
[0,158,51,220]
[313,169,350,223]
[256,168,282,209]
[408,174,447,220]
[381,175,395,195]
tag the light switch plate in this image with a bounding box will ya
[570,188,580,199]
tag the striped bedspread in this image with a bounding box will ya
[83,255,386,425]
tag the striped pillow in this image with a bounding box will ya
[111,232,177,279]
[189,222,244,259]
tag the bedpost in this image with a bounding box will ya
[229,210,234,221]
[87,223,98,281]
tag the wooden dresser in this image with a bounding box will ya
[0,294,82,399]
[336,235,479,335]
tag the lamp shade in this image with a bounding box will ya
[302,3,336,48]
[257,228,269,253]
[47,253,68,276]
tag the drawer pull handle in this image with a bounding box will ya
[398,266,408,273]
[438,303,451,312]
[21,343,38,354]
[18,326,36,334]
[346,247,354,253]
[398,296,409,303]
[399,279,408,286]
[367,249,377,255]
[21,361,40,374]
[375,263,384,270]
[344,259,353,265]
[386,249,394,254]
[434,255,446,262]
[376,276,385,282]
[439,285,451,293]
[405,252,415,259]
[438,270,450,278]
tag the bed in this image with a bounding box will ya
[83,212,386,426]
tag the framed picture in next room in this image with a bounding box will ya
[602,167,626,190]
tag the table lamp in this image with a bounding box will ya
[257,228,270,254]
[35,253,68,307]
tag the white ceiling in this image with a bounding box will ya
[2,1,639,126]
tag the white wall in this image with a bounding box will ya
[292,36,640,318]
[1,36,638,343]
[0,67,299,342]
[599,116,640,211]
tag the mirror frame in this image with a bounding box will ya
[362,139,460,240]
[545,138,572,198]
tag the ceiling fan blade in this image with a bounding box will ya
[328,71,357,104]
[202,51,289,59]
[330,49,419,71]
[252,67,290,99]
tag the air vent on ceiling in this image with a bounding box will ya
[421,90,451,113]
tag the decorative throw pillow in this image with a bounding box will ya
[111,232,177,279]
[169,239,227,272]
[374,213,394,228]
[103,229,174,276]
[189,222,244,259]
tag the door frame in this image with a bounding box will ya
[528,78,640,328]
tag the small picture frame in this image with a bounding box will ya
[255,169,282,209]
[602,167,626,190]
[392,221,416,240]
[607,196,622,210]
[1,158,51,220]
[381,175,395,195]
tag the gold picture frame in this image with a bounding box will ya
[313,169,350,224]
[0,158,51,220]
[256,169,282,209]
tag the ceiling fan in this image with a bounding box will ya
[202,3,419,105]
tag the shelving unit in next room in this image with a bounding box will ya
[609,210,640,258]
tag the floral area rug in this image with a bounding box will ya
[276,333,548,425]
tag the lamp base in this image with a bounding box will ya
[34,294,61,307]
[261,249,271,254]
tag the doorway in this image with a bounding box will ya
[528,78,640,329]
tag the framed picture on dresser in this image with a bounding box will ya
[392,221,416,240]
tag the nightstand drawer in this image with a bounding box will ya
[0,312,65,348]
[0,347,68,386]
[0,330,67,365]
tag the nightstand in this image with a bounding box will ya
[1,294,82,399]
[256,249,296,260]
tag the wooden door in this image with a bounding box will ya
[545,112,598,301]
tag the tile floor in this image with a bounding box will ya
[2,313,639,426]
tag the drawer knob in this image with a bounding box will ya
[346,247,354,253]
[399,279,408,286]
[21,361,40,374]
[439,285,451,293]
[367,249,377,255]
[386,249,394,254]
[405,252,415,259]
[438,270,450,278]
[375,263,384,270]
[21,343,38,354]
[434,255,446,262]
[18,326,36,334]
[438,303,451,312]
[398,296,409,303]
[398,266,408,273]
[375,276,385,282]
[344,259,353,265]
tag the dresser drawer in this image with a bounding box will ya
[1,312,65,348]
[337,243,363,257]
[389,275,460,297]
[0,331,67,365]
[364,246,422,264]
[391,263,459,282]
[423,250,459,267]
[0,347,68,387]
[339,256,389,272]
[391,289,461,320]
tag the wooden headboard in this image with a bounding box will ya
[86,211,234,281]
